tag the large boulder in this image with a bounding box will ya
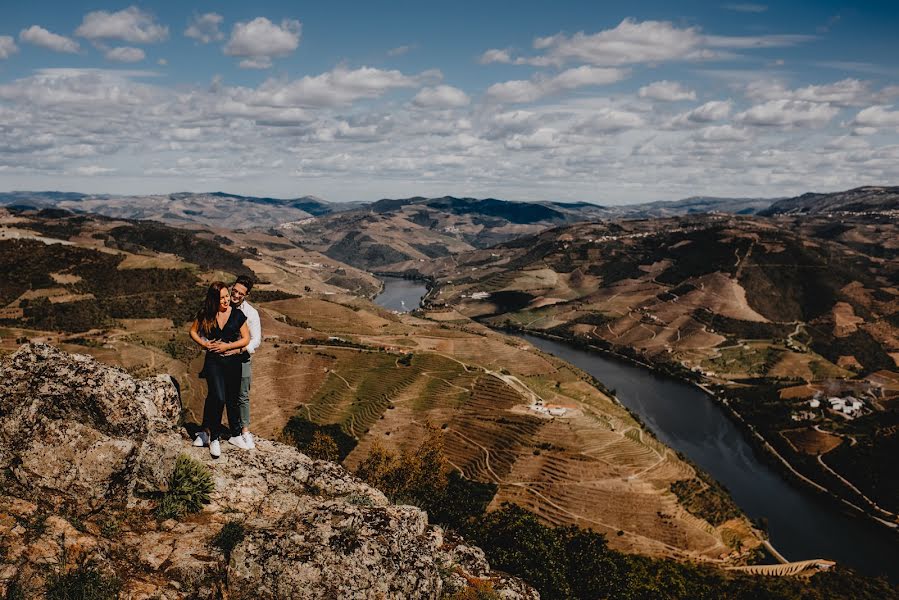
[0,343,180,512]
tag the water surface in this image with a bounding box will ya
[373,277,428,312]
[516,333,898,581]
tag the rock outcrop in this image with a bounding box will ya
[0,344,538,599]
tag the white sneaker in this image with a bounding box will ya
[210,439,221,458]
[192,431,209,447]
[228,435,248,450]
[242,432,256,450]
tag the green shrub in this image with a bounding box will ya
[155,455,214,520]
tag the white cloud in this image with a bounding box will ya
[412,85,470,108]
[745,78,887,107]
[185,13,225,44]
[236,66,429,107]
[693,124,751,142]
[487,66,627,103]
[494,19,812,67]
[224,17,301,68]
[19,26,81,54]
[668,100,733,128]
[687,100,733,122]
[479,48,513,64]
[638,80,696,101]
[0,36,18,59]
[577,108,645,133]
[505,127,562,150]
[736,99,839,127]
[105,47,146,63]
[75,6,168,44]
[72,165,116,176]
[852,105,899,128]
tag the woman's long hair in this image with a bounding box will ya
[196,281,228,336]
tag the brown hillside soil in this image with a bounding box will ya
[781,428,843,455]
[426,214,899,518]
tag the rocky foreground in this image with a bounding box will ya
[0,344,538,599]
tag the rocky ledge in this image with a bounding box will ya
[0,343,538,599]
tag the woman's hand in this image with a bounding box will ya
[207,340,229,353]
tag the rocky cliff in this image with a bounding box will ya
[0,344,538,599]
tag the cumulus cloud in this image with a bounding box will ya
[0,36,19,59]
[479,48,513,64]
[493,19,812,67]
[576,108,646,133]
[693,124,751,142]
[487,66,627,103]
[505,127,562,150]
[736,99,839,127]
[412,85,470,108]
[75,6,168,43]
[236,66,431,107]
[185,13,224,44]
[224,17,301,69]
[668,100,733,128]
[105,47,146,63]
[852,105,899,128]
[638,80,696,101]
[744,78,890,107]
[19,26,81,53]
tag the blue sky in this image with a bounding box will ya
[1,1,898,203]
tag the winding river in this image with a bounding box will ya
[374,279,898,581]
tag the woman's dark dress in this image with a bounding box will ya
[200,309,247,441]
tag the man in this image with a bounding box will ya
[224,275,261,450]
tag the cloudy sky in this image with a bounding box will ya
[1,1,898,204]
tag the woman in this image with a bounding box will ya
[189,281,251,457]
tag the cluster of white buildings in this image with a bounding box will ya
[809,395,865,419]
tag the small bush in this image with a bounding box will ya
[304,431,340,462]
[212,521,246,557]
[354,427,448,512]
[344,493,375,507]
[45,560,120,600]
[155,455,214,520]
[444,578,502,600]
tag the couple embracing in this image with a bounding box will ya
[189,275,262,458]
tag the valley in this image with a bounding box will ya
[1,188,897,588]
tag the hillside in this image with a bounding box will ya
[282,195,782,272]
[0,208,766,564]
[421,214,899,519]
[278,196,611,271]
[760,186,899,216]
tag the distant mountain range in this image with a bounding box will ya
[760,186,899,216]
[0,191,351,230]
[2,187,895,272]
